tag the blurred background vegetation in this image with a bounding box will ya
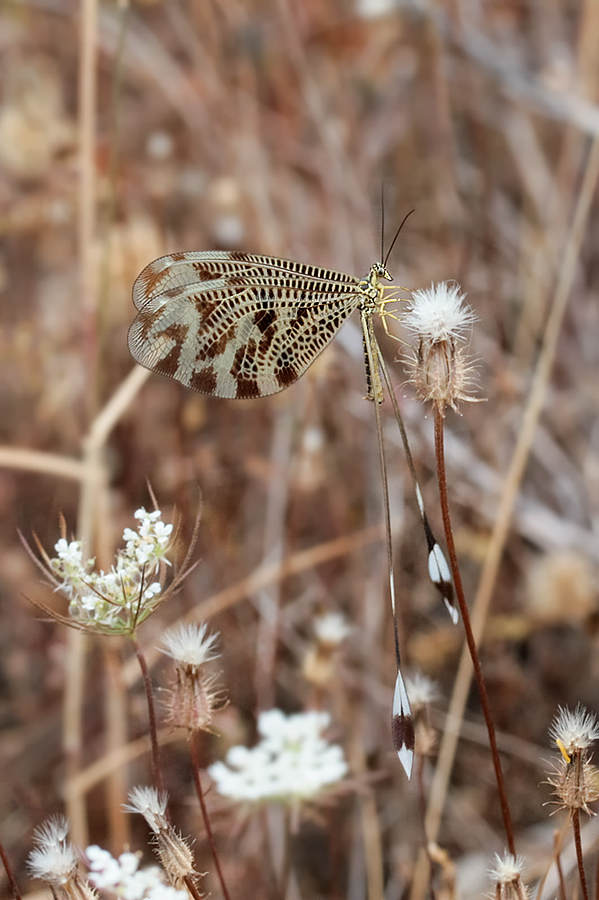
[0,0,598,897]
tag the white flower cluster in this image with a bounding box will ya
[86,846,186,900]
[208,709,348,803]
[50,508,173,632]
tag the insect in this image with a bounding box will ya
[128,246,454,778]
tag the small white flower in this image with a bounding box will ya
[313,612,352,646]
[85,846,188,900]
[355,0,397,19]
[161,623,220,669]
[86,845,122,888]
[45,508,175,635]
[208,709,348,804]
[54,539,84,567]
[404,282,476,344]
[550,704,599,755]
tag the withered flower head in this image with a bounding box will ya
[160,623,225,733]
[547,704,599,815]
[125,787,198,889]
[402,281,479,414]
[489,852,529,900]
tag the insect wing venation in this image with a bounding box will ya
[129,252,363,399]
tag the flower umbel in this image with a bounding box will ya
[125,787,198,889]
[86,846,188,900]
[547,704,599,815]
[28,816,98,900]
[160,623,225,732]
[208,709,348,805]
[39,508,175,636]
[402,281,478,413]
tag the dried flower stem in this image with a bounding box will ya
[189,732,232,900]
[554,832,567,900]
[183,873,205,900]
[414,759,438,900]
[131,637,164,795]
[433,406,515,856]
[572,808,590,900]
[0,837,22,900]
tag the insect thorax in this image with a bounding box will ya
[357,262,393,310]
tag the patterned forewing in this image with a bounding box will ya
[129,253,363,399]
[132,251,357,309]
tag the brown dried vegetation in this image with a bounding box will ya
[0,1,598,898]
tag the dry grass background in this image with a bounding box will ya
[0,0,598,897]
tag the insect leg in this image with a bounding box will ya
[361,311,414,778]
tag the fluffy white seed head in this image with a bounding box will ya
[550,704,599,755]
[489,853,529,900]
[402,282,479,413]
[161,623,220,669]
[28,817,97,900]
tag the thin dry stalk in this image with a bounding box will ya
[189,732,232,900]
[0,838,22,900]
[104,643,130,850]
[131,637,164,795]
[573,808,590,900]
[0,448,86,481]
[433,405,515,856]
[64,0,100,846]
[420,134,599,881]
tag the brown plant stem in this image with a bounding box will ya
[0,839,22,900]
[433,406,515,856]
[555,846,567,900]
[572,809,590,900]
[189,732,232,900]
[131,637,164,794]
[183,873,206,900]
[415,758,438,900]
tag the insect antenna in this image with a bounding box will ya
[383,209,415,268]
[380,184,386,267]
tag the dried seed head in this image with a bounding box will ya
[125,788,198,889]
[402,282,479,414]
[303,612,352,688]
[547,705,599,815]
[489,852,529,900]
[405,672,439,758]
[161,623,220,672]
[28,816,98,900]
[160,623,225,732]
[550,704,599,756]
